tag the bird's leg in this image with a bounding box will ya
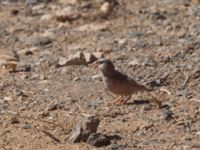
[114,95,131,105]
[112,96,123,105]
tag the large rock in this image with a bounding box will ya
[68,115,100,143]
[57,52,87,67]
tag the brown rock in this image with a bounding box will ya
[68,115,100,143]
[84,52,97,64]
[100,2,111,15]
[57,52,87,67]
[87,133,111,147]
[9,116,20,124]
[55,6,80,22]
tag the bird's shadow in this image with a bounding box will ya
[126,99,150,105]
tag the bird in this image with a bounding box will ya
[92,58,162,107]
[0,50,20,72]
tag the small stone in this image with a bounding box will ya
[91,74,102,80]
[57,52,87,67]
[100,2,111,14]
[68,115,100,143]
[26,0,38,5]
[161,109,174,121]
[129,31,143,39]
[96,46,113,54]
[25,36,52,46]
[9,116,20,124]
[87,133,111,147]
[117,39,127,46]
[142,140,158,145]
[18,47,38,55]
[3,96,13,101]
[142,56,156,66]
[105,144,125,150]
[84,52,97,64]
[73,77,80,81]
[92,52,104,59]
[81,115,100,133]
[176,90,188,97]
[10,9,19,16]
[149,79,161,88]
[20,123,31,129]
[78,23,108,32]
[129,58,141,66]
[37,111,49,118]
[40,14,54,22]
[57,57,68,66]
[46,103,64,111]
[55,6,80,22]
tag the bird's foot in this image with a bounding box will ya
[113,96,131,106]
[114,99,127,106]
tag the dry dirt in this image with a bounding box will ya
[0,0,200,150]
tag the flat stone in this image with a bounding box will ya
[87,133,111,147]
[25,36,52,46]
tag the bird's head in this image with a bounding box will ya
[92,58,115,74]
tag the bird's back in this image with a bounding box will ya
[103,70,148,95]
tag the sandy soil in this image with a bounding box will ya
[0,0,200,150]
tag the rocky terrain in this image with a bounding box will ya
[0,0,200,149]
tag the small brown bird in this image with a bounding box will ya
[92,58,161,106]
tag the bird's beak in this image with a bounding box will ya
[91,60,99,69]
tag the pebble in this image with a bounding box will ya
[9,116,20,124]
[100,2,111,14]
[142,140,158,145]
[92,52,104,59]
[25,36,52,46]
[46,103,64,111]
[40,14,54,22]
[148,79,162,87]
[68,115,100,143]
[55,6,80,22]
[57,57,68,67]
[20,123,31,129]
[87,133,111,147]
[26,0,38,5]
[161,109,174,121]
[105,144,125,150]
[91,74,102,80]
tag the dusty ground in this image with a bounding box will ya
[0,0,200,150]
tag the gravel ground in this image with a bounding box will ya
[0,0,200,150]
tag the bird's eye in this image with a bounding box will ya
[99,61,104,64]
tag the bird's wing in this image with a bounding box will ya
[113,71,149,91]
